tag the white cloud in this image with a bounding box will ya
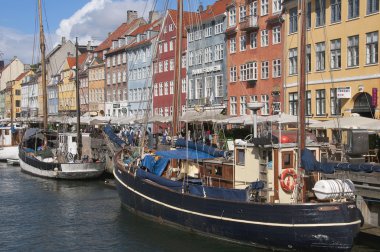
[55,0,155,46]
[0,26,36,64]
[0,0,155,64]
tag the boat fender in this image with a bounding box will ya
[279,169,297,194]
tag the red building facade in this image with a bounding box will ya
[226,0,283,116]
[152,10,192,133]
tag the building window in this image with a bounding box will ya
[289,92,298,116]
[240,62,258,81]
[261,61,269,79]
[154,84,158,96]
[159,82,163,96]
[170,81,174,95]
[188,51,193,66]
[188,79,194,99]
[307,2,311,28]
[330,88,341,115]
[239,5,246,22]
[204,47,212,63]
[164,82,169,95]
[348,0,360,19]
[273,0,281,13]
[250,32,257,49]
[230,96,237,115]
[230,37,236,53]
[289,7,298,33]
[304,91,311,116]
[250,1,257,16]
[204,25,212,37]
[261,30,268,47]
[181,78,186,93]
[306,44,311,72]
[215,75,223,97]
[261,0,268,16]
[205,76,213,98]
[366,31,378,64]
[316,42,325,71]
[230,66,237,82]
[348,35,359,67]
[195,78,203,99]
[170,59,174,71]
[273,59,281,78]
[237,149,245,165]
[195,49,203,65]
[240,96,247,115]
[229,7,236,27]
[367,0,379,14]
[273,26,281,44]
[316,0,326,27]
[240,35,247,51]
[261,95,269,115]
[330,39,341,69]
[316,89,326,116]
[215,20,223,34]
[215,44,224,60]
[331,0,341,23]
[289,48,298,75]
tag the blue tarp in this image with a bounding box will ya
[302,148,380,173]
[175,139,228,158]
[155,149,215,160]
[141,155,170,176]
[136,168,183,190]
[103,124,126,147]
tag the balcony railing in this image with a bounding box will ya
[240,15,259,31]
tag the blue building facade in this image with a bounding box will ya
[126,27,159,117]
[186,6,227,109]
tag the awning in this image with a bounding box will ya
[180,108,227,122]
[308,115,380,130]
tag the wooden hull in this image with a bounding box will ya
[114,160,362,251]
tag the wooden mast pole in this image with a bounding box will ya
[75,37,82,160]
[38,0,48,131]
[297,0,307,202]
[172,0,183,138]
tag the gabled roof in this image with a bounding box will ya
[199,0,229,22]
[95,18,145,52]
[67,53,88,69]
[167,9,195,33]
[15,71,29,81]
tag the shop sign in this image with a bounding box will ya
[113,104,120,108]
[372,88,378,107]
[337,87,351,98]
[192,65,221,75]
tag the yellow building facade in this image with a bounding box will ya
[283,0,379,125]
[58,57,77,115]
[88,58,105,115]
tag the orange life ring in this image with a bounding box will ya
[280,169,297,193]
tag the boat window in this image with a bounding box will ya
[237,149,245,165]
[72,137,77,143]
[282,151,293,168]
[5,129,9,135]
[215,166,223,176]
[205,164,213,175]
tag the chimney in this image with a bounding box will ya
[127,10,138,24]
[108,32,112,37]
[149,11,160,23]
[87,41,92,51]
[0,60,4,71]
[61,36,66,44]
[198,3,204,12]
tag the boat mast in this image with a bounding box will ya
[75,37,82,160]
[172,0,183,138]
[297,0,307,202]
[38,0,48,131]
[10,81,14,145]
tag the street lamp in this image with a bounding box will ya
[247,102,264,138]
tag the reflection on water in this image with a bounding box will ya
[0,163,377,251]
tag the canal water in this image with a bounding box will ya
[0,163,378,252]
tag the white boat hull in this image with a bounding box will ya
[20,158,105,179]
[0,146,19,161]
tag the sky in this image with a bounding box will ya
[0,0,216,65]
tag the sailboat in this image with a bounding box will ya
[18,0,105,179]
[113,1,365,250]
